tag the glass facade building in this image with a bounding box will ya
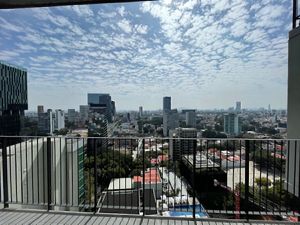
[163,96,171,112]
[0,61,28,135]
[223,113,241,136]
[88,93,113,123]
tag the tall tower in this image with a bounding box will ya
[0,61,28,135]
[163,96,171,112]
[223,113,241,136]
[139,106,143,117]
[88,93,113,123]
[55,109,65,130]
[163,96,176,136]
[236,101,241,113]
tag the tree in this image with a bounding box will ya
[84,149,134,188]
[215,124,223,132]
[202,130,227,138]
[53,128,69,135]
[258,127,279,135]
[143,126,149,134]
[65,121,75,129]
[150,117,163,126]
[156,127,163,137]
[255,177,271,187]
[22,117,38,136]
[251,150,285,172]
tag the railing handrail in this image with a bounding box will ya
[0,136,298,221]
[0,135,298,141]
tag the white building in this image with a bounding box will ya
[108,178,133,190]
[55,109,65,131]
[133,168,163,198]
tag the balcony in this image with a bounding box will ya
[0,136,299,224]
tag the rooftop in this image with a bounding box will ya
[108,178,133,190]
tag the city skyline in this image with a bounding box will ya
[0,0,291,110]
[26,99,285,113]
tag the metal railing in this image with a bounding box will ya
[0,136,300,221]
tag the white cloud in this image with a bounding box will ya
[72,5,94,17]
[0,17,23,32]
[135,24,148,34]
[117,6,126,16]
[117,19,132,33]
[0,0,291,110]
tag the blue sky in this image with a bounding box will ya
[0,0,291,111]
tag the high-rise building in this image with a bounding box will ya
[67,109,76,123]
[185,110,196,128]
[139,106,143,117]
[223,113,241,136]
[88,93,113,123]
[87,94,113,151]
[236,101,241,113]
[111,101,116,118]
[163,96,171,112]
[37,105,44,114]
[79,105,89,122]
[55,109,65,131]
[126,112,131,122]
[163,109,179,136]
[38,109,65,134]
[170,128,197,160]
[38,109,54,135]
[0,61,28,135]
[162,96,179,136]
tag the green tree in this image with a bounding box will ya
[53,128,69,135]
[255,177,271,187]
[202,130,227,138]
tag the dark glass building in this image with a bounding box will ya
[163,96,171,112]
[88,93,113,123]
[0,61,28,135]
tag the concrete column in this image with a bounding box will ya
[287,27,300,197]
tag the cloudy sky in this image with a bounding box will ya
[0,0,291,111]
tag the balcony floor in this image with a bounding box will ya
[0,209,295,225]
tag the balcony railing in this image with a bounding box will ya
[0,136,299,221]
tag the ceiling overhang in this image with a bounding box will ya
[0,0,153,9]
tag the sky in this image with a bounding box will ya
[0,0,292,111]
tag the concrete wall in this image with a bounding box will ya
[287,27,300,197]
[0,138,84,210]
[0,138,47,208]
